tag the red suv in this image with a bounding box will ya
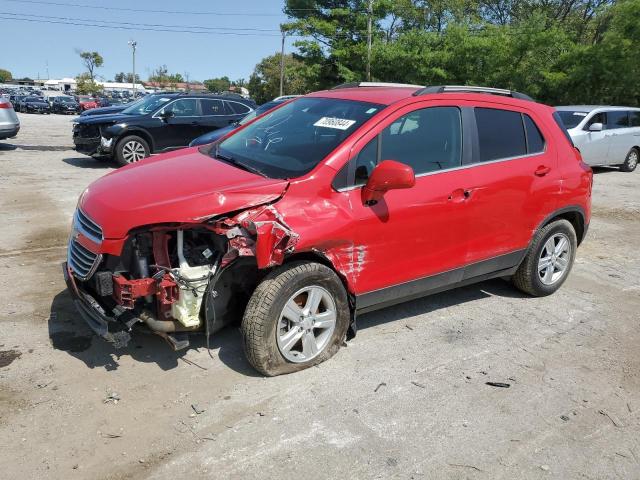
[63,84,592,375]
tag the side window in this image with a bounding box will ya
[166,99,198,117]
[523,114,545,154]
[475,108,526,162]
[585,112,606,130]
[227,101,251,115]
[381,106,462,175]
[201,99,225,116]
[607,111,629,129]
[631,111,640,127]
[354,137,378,186]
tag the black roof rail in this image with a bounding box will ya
[413,85,534,101]
[332,81,425,90]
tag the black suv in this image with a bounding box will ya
[72,93,255,166]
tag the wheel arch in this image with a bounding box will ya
[281,250,357,338]
[118,128,155,152]
[538,206,586,246]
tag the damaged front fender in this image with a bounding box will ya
[213,205,299,269]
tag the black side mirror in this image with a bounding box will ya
[159,110,174,122]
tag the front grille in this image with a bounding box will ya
[68,238,101,280]
[75,209,103,243]
[74,124,100,138]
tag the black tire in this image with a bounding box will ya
[620,148,638,172]
[114,135,150,167]
[241,262,350,376]
[512,219,577,297]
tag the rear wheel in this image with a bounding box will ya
[512,219,577,296]
[115,135,150,166]
[241,262,350,376]
[620,148,638,172]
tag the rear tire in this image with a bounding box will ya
[620,148,638,172]
[115,135,150,166]
[241,262,350,376]
[512,219,577,297]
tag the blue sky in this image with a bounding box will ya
[0,0,292,82]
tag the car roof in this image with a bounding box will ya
[307,85,545,110]
[307,86,422,105]
[556,105,640,112]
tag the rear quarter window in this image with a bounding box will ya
[631,111,640,127]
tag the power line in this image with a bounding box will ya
[0,12,282,32]
[0,15,286,36]
[1,0,314,16]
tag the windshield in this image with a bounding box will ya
[216,97,383,179]
[26,97,42,102]
[557,110,589,129]
[60,97,75,103]
[121,95,171,115]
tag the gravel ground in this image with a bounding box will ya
[0,112,639,480]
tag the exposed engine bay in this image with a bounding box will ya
[71,225,263,350]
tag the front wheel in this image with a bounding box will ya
[620,148,638,172]
[241,262,350,376]
[512,219,577,297]
[115,135,150,166]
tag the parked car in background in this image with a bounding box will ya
[73,93,255,165]
[189,97,294,147]
[20,96,51,114]
[77,95,99,111]
[10,95,27,111]
[556,106,640,172]
[0,99,20,139]
[51,95,80,114]
[64,84,592,374]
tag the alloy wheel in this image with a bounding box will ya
[538,233,571,285]
[276,286,337,363]
[122,140,146,163]
[628,150,638,170]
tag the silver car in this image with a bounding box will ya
[0,98,20,140]
[556,106,640,172]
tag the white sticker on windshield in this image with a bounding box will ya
[159,98,171,102]
[573,112,588,116]
[314,117,356,130]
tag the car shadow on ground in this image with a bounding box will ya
[591,166,621,174]
[49,278,526,376]
[0,142,18,151]
[48,289,259,376]
[356,278,525,331]
[63,156,116,169]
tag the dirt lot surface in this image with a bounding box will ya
[1,113,639,479]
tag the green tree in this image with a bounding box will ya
[0,68,12,82]
[204,76,231,92]
[247,53,318,104]
[75,72,103,95]
[148,65,183,88]
[114,72,141,83]
[77,50,104,81]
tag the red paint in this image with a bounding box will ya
[113,274,178,309]
[76,88,591,298]
[77,96,98,111]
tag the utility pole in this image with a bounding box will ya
[279,27,286,97]
[128,40,137,96]
[366,0,373,81]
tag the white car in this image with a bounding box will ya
[556,106,640,172]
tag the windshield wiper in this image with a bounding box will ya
[214,145,267,177]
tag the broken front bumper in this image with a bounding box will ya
[63,262,133,348]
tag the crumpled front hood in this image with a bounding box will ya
[78,113,129,125]
[79,148,289,239]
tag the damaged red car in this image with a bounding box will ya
[64,84,592,375]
